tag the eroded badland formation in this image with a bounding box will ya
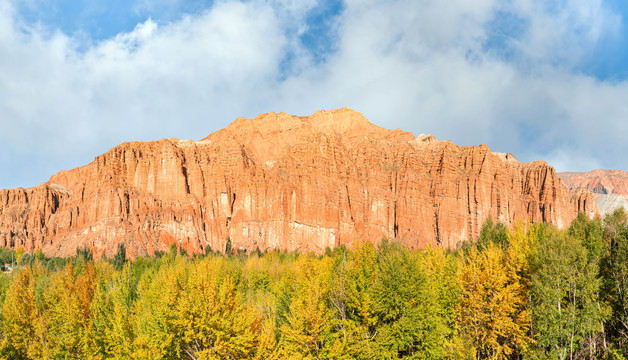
[559,169,628,216]
[0,108,597,258]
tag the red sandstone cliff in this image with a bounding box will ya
[0,108,597,258]
[559,169,628,216]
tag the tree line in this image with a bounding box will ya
[0,209,627,359]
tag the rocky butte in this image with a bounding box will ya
[559,169,628,216]
[0,108,597,258]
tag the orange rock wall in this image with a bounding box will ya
[0,109,597,258]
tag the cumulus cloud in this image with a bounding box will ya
[0,0,288,188]
[0,0,627,189]
[274,0,627,172]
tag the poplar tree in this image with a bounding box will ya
[46,262,97,358]
[175,258,262,359]
[277,255,336,359]
[602,208,628,353]
[0,267,39,359]
[530,226,608,359]
[371,241,448,358]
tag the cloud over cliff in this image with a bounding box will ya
[1,0,627,189]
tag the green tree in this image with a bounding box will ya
[602,208,628,353]
[370,240,449,358]
[76,246,94,262]
[530,225,609,359]
[476,218,510,251]
[0,247,15,268]
[113,243,127,271]
[225,237,233,255]
[568,212,609,356]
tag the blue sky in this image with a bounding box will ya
[14,0,345,65]
[1,0,628,189]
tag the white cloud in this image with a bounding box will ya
[0,0,288,188]
[503,0,622,69]
[544,148,602,173]
[0,0,627,189]
[272,0,627,173]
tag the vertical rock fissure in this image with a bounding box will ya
[124,192,130,217]
[393,160,399,239]
[345,184,355,223]
[181,153,191,195]
[50,191,60,214]
[182,165,191,195]
[434,209,441,246]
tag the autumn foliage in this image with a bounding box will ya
[1,210,627,359]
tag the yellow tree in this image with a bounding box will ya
[277,255,337,359]
[46,262,97,358]
[90,262,136,359]
[251,301,279,360]
[0,267,43,359]
[458,242,530,359]
[327,241,380,359]
[421,245,464,358]
[14,247,24,266]
[132,257,187,359]
[345,241,378,330]
[174,258,263,359]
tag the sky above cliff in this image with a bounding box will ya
[1,0,628,189]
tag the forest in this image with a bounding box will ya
[0,209,627,360]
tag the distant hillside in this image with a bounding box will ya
[559,169,628,216]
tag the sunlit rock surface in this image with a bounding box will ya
[0,108,596,258]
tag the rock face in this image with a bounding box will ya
[559,169,628,216]
[0,108,597,258]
